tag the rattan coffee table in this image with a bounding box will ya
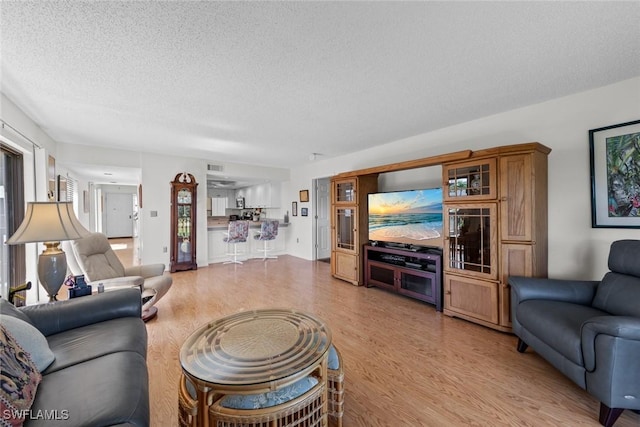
[180,308,332,427]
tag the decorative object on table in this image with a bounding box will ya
[301,207,308,217]
[68,274,92,298]
[589,119,640,228]
[299,189,309,202]
[5,202,86,301]
[292,201,298,216]
[170,172,198,272]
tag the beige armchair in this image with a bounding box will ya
[65,232,172,321]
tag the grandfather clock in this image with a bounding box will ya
[170,172,198,272]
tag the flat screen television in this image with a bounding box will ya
[368,188,443,249]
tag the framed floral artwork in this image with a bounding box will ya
[589,119,640,228]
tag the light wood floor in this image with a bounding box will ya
[111,241,639,427]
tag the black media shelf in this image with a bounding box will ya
[364,245,443,311]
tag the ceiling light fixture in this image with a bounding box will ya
[309,153,322,161]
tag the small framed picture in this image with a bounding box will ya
[299,189,309,202]
[301,207,308,217]
[292,201,298,216]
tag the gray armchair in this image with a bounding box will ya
[65,232,172,321]
[510,239,640,427]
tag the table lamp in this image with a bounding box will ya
[5,202,86,301]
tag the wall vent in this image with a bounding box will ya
[207,164,224,172]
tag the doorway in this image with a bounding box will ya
[105,192,134,238]
[314,177,331,261]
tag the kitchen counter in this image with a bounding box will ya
[207,218,288,263]
[207,218,290,231]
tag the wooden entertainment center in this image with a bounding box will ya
[331,142,550,332]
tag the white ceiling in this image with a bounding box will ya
[2,1,639,185]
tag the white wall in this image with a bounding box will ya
[4,77,640,283]
[288,77,640,280]
[138,153,208,268]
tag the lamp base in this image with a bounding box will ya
[37,242,68,302]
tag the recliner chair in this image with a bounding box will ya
[510,239,640,426]
[66,232,172,321]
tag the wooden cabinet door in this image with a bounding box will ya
[366,260,396,292]
[333,252,358,283]
[499,154,532,242]
[500,243,533,327]
[444,274,499,324]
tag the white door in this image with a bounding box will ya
[314,177,331,260]
[105,193,134,238]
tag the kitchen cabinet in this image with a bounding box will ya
[210,197,227,216]
[236,183,280,208]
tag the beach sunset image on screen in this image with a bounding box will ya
[368,188,443,248]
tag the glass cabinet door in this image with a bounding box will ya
[334,179,356,203]
[444,204,497,279]
[335,207,356,251]
[176,192,192,263]
[444,159,496,200]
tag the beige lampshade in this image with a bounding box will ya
[5,202,87,245]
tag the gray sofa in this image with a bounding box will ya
[509,239,640,427]
[1,288,149,426]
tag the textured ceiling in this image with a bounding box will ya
[2,1,639,183]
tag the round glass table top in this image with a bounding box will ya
[180,309,332,386]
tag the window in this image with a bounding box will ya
[1,144,26,305]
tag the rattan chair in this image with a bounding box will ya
[178,374,198,427]
[178,374,324,427]
[208,380,325,427]
[327,345,345,427]
[178,344,345,427]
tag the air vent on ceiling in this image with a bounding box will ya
[208,164,224,172]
